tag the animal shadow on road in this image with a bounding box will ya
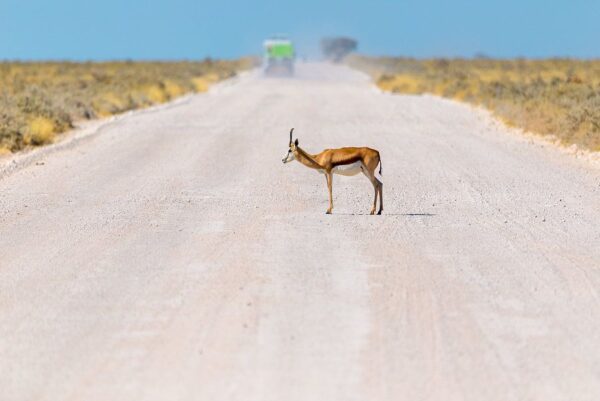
[333,212,436,217]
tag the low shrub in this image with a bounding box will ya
[348,56,600,151]
[25,117,56,145]
[0,57,256,153]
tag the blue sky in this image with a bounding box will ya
[0,0,598,60]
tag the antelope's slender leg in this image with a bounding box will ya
[362,167,379,215]
[326,171,333,214]
[371,183,378,215]
[376,178,383,214]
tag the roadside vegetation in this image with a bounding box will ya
[349,56,600,152]
[0,58,255,153]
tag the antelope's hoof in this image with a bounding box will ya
[377,210,383,215]
[370,210,375,215]
[326,210,332,215]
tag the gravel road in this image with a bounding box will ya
[1,63,599,401]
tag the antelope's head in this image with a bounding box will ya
[282,128,299,164]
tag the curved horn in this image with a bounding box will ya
[289,128,294,146]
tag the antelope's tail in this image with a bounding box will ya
[379,157,383,176]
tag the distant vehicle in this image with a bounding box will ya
[263,36,295,76]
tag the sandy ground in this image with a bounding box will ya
[1,63,599,401]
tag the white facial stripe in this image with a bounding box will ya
[282,149,295,163]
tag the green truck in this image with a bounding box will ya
[263,37,295,76]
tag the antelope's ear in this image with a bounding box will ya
[294,138,299,146]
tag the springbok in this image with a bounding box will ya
[282,128,383,215]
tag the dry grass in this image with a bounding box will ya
[26,117,56,145]
[0,58,256,153]
[349,55,600,152]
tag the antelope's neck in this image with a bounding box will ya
[295,147,323,170]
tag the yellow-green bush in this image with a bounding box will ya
[0,57,256,153]
[25,117,56,145]
[349,55,600,152]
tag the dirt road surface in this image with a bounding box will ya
[1,63,599,401]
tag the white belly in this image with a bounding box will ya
[332,161,363,176]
